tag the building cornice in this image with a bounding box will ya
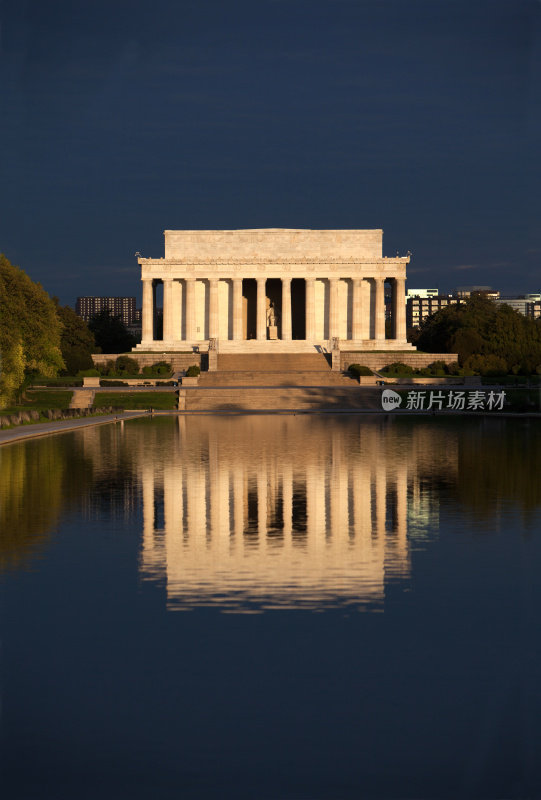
[137,257,409,266]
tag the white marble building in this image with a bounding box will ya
[134,228,414,353]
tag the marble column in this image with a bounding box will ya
[281,277,292,340]
[352,457,371,543]
[257,467,267,543]
[171,280,182,341]
[393,277,406,341]
[233,469,244,541]
[142,279,154,342]
[209,278,219,340]
[329,278,339,339]
[329,430,342,543]
[142,464,155,546]
[256,277,267,341]
[208,434,219,543]
[232,278,243,340]
[163,278,174,341]
[185,278,196,341]
[374,277,386,341]
[164,463,183,585]
[352,278,363,341]
[396,462,408,560]
[305,278,315,340]
[282,462,293,549]
[375,460,386,540]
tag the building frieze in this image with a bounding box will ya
[138,257,409,266]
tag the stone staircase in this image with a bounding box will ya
[182,386,381,412]
[199,371,356,387]
[199,353,355,387]
[217,353,332,371]
[178,353,383,411]
[69,389,95,410]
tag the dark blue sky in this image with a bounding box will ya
[1,0,540,304]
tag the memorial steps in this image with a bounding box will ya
[216,353,332,371]
[184,352,368,408]
[198,372,356,387]
[199,353,356,388]
[181,386,381,412]
[70,389,95,409]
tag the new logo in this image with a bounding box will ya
[381,389,402,410]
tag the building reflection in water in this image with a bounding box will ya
[3,416,539,595]
[138,416,454,611]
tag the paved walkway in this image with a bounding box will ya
[0,411,150,447]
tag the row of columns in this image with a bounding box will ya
[143,276,406,342]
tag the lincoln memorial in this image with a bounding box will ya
[134,228,415,353]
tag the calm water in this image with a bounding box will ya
[1,415,540,799]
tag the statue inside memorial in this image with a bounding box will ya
[267,303,277,327]
[267,302,279,340]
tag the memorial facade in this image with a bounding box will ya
[134,228,415,353]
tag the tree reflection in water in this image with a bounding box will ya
[0,435,93,570]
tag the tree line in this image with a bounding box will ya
[410,294,541,375]
[0,255,137,406]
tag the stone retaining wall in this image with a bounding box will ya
[341,352,458,371]
[0,409,41,428]
[92,350,456,375]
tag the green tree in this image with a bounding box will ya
[0,255,64,406]
[416,295,541,372]
[88,309,137,354]
[55,303,96,375]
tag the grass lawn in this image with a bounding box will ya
[1,390,74,424]
[28,376,83,387]
[93,392,177,410]
[19,390,74,409]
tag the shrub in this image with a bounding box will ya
[424,360,448,376]
[140,362,172,377]
[463,354,508,376]
[348,364,373,378]
[115,355,140,374]
[446,361,461,375]
[101,359,117,376]
[152,360,172,375]
[381,362,414,375]
[186,364,200,377]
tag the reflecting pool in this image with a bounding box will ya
[1,415,540,798]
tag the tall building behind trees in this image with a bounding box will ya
[76,296,139,327]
